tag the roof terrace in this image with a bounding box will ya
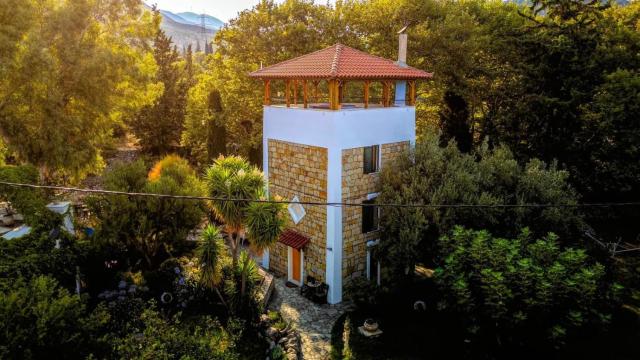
[249,44,433,110]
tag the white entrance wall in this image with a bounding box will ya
[263,105,416,304]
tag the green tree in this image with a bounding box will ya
[434,227,621,350]
[0,0,161,182]
[182,74,227,166]
[0,276,105,359]
[438,90,472,152]
[87,156,206,269]
[130,30,189,155]
[481,0,610,162]
[378,134,582,278]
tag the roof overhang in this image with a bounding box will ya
[249,43,433,81]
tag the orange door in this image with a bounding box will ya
[291,248,301,283]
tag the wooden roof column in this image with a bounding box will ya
[382,81,392,107]
[303,80,309,109]
[408,80,416,106]
[363,81,370,109]
[293,80,298,106]
[263,80,271,106]
[312,81,320,103]
[339,81,346,104]
[285,80,291,108]
[329,79,340,110]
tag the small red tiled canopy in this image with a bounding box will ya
[279,230,310,250]
[249,44,432,80]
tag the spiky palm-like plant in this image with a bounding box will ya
[236,250,261,304]
[196,225,227,307]
[205,155,286,268]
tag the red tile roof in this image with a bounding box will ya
[249,44,433,80]
[278,229,310,250]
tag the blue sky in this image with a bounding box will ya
[148,0,336,22]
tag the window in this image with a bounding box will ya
[362,198,379,233]
[367,240,381,286]
[363,145,380,174]
[288,196,306,224]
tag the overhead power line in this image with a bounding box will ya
[3,181,640,209]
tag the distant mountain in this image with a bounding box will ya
[160,13,216,52]
[144,4,222,52]
[175,12,224,30]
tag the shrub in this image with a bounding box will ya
[378,134,583,278]
[0,164,50,224]
[0,276,106,359]
[344,277,383,312]
[434,227,622,350]
[87,157,206,270]
[0,227,84,289]
[112,306,240,360]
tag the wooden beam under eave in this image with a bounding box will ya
[285,80,291,108]
[264,80,271,106]
[363,81,370,109]
[303,80,309,109]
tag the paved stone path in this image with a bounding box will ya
[268,278,351,360]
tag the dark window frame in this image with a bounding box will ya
[363,145,380,174]
[362,198,380,233]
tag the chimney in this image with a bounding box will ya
[397,26,408,67]
[395,25,409,106]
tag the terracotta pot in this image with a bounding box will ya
[363,318,378,332]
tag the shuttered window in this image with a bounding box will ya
[363,145,380,174]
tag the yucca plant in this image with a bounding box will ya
[196,225,227,307]
[205,155,286,299]
[205,155,286,267]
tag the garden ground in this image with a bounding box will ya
[268,278,352,360]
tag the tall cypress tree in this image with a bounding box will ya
[130,30,187,155]
[207,89,227,161]
[439,91,473,153]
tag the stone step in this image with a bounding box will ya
[0,215,15,227]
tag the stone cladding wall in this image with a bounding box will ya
[267,139,328,282]
[341,141,410,282]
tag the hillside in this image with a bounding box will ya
[175,12,224,29]
[159,13,216,51]
[143,4,221,52]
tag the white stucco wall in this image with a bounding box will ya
[262,105,415,304]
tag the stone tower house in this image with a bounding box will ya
[250,40,432,304]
